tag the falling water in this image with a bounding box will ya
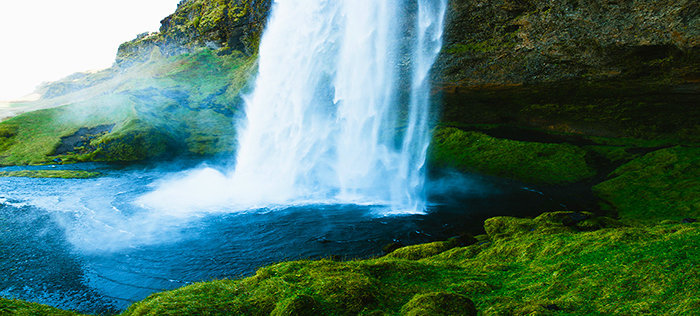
[140,0,447,214]
[230,0,447,212]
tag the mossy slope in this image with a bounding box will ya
[430,126,595,185]
[120,212,698,315]
[594,146,700,223]
[0,49,256,165]
[0,170,101,179]
[116,0,271,66]
[0,298,80,316]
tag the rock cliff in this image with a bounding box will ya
[438,0,698,86]
[116,0,271,66]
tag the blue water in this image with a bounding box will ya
[0,162,581,313]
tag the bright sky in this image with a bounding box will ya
[0,0,181,101]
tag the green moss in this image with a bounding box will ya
[484,211,624,240]
[270,295,319,316]
[0,170,101,179]
[430,127,596,184]
[583,145,639,164]
[115,213,699,315]
[0,106,121,165]
[88,120,175,162]
[134,215,700,314]
[446,32,517,56]
[0,49,254,166]
[593,146,700,223]
[386,240,460,261]
[5,212,697,315]
[400,292,476,316]
[116,0,269,65]
[0,298,81,315]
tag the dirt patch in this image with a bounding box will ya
[53,124,115,155]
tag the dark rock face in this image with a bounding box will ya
[117,0,698,86]
[116,0,272,66]
[437,0,699,86]
[53,124,115,156]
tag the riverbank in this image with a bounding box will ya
[4,211,697,315]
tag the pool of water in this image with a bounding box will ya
[0,162,587,313]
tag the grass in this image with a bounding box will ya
[430,127,596,185]
[0,170,101,179]
[0,49,255,165]
[0,298,79,316]
[0,107,116,165]
[116,212,698,315]
[593,146,700,223]
[7,214,697,315]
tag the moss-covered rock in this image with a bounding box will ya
[386,239,460,261]
[593,146,700,223]
[312,271,379,313]
[116,0,272,66]
[0,170,101,179]
[438,0,699,146]
[484,211,624,240]
[270,294,319,316]
[0,49,255,165]
[430,127,596,184]
[89,121,178,162]
[400,292,477,316]
[439,0,698,86]
[0,298,81,316]
[114,219,699,315]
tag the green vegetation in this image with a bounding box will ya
[0,100,133,165]
[445,32,517,56]
[0,170,101,179]
[430,127,596,185]
[0,298,79,316]
[6,213,697,315]
[400,292,476,316]
[594,146,700,223]
[113,212,697,315]
[0,48,256,165]
[116,0,270,65]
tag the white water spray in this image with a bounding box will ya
[141,0,447,214]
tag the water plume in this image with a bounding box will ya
[143,0,447,214]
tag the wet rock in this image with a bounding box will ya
[52,124,115,156]
[439,0,698,85]
[682,218,697,223]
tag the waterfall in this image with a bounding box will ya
[140,0,447,214]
